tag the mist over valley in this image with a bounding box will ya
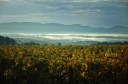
[0,22,128,45]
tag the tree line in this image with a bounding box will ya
[97,41,128,45]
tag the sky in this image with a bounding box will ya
[0,0,128,27]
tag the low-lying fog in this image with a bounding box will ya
[1,33,128,45]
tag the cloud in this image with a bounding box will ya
[0,0,128,27]
[0,0,11,1]
[1,0,126,14]
[0,14,53,23]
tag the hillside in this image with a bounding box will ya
[0,35,16,45]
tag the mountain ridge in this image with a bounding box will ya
[0,22,128,34]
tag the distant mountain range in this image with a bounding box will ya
[0,22,128,34]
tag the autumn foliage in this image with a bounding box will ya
[0,45,128,84]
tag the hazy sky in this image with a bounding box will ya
[0,0,128,27]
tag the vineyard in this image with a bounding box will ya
[0,45,128,84]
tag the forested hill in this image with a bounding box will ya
[0,35,16,45]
